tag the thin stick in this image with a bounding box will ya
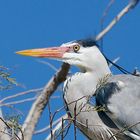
[100,0,115,25]
[61,118,64,140]
[0,96,59,107]
[0,97,37,107]
[100,0,115,51]
[74,102,77,140]
[34,114,68,135]
[48,101,53,139]
[36,60,58,72]
[109,57,120,68]
[0,117,24,140]
[45,115,69,140]
[0,88,42,103]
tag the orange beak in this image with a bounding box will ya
[16,47,70,58]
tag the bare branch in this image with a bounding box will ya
[48,101,53,139]
[0,109,11,140]
[0,96,59,107]
[100,0,115,50]
[109,57,120,68]
[34,114,68,135]
[36,60,58,72]
[0,88,43,104]
[109,121,140,140]
[95,0,139,41]
[0,97,37,107]
[100,0,115,25]
[20,63,70,140]
[0,117,24,140]
[74,102,77,140]
[45,114,68,140]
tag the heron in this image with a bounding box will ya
[16,39,140,140]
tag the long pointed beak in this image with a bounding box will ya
[16,47,69,58]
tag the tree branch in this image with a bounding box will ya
[0,109,11,140]
[0,88,43,104]
[20,63,70,140]
[45,114,68,140]
[0,96,59,107]
[34,114,68,135]
[95,0,139,41]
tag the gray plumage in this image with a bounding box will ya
[96,75,140,140]
[63,73,135,140]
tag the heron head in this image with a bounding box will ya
[16,39,103,71]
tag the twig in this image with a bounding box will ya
[109,121,140,140]
[0,88,43,103]
[74,102,77,140]
[62,122,71,139]
[0,108,11,140]
[109,57,120,68]
[0,117,24,140]
[36,60,58,72]
[0,96,59,107]
[0,97,37,107]
[61,118,64,140]
[45,114,68,140]
[95,0,139,41]
[34,114,68,135]
[100,0,115,51]
[48,118,72,140]
[100,0,115,25]
[48,101,53,139]
[35,96,88,137]
[51,95,88,124]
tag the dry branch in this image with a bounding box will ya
[0,109,11,140]
[45,114,68,140]
[0,88,42,104]
[0,96,59,107]
[34,114,68,135]
[100,0,115,27]
[36,60,58,72]
[95,0,139,41]
[20,63,70,140]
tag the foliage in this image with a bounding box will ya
[0,66,18,91]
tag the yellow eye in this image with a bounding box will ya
[73,45,80,52]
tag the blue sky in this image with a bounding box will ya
[0,0,140,140]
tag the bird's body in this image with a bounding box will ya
[16,38,140,140]
[63,73,135,140]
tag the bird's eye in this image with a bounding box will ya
[73,45,80,52]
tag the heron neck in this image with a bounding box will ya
[81,55,111,89]
[64,51,111,102]
[83,69,111,95]
[77,57,111,97]
[66,65,111,101]
[89,61,111,83]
